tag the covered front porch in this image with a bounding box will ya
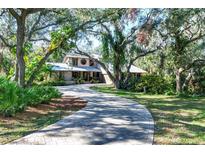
[47,62,105,84]
[50,71,104,84]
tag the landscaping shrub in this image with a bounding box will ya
[0,76,61,117]
[0,77,26,116]
[90,78,100,83]
[135,74,174,94]
[25,86,61,106]
[40,80,66,86]
[75,77,85,84]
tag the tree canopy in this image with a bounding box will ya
[0,8,205,94]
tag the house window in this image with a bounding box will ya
[72,58,78,66]
[89,59,94,66]
[93,72,100,78]
[72,72,80,78]
[81,58,87,65]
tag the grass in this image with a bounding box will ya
[91,85,205,145]
[0,96,86,144]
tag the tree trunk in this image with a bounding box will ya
[113,47,122,89]
[176,68,182,93]
[114,80,120,89]
[16,16,26,87]
[182,68,194,92]
[14,62,19,81]
[123,61,133,89]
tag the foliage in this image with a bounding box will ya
[1,8,205,92]
[186,67,205,95]
[74,9,164,89]
[134,74,175,94]
[0,76,61,117]
[41,80,67,86]
[0,76,25,116]
[24,86,61,106]
[25,52,50,82]
[0,101,84,144]
[161,9,205,93]
[75,77,85,84]
[90,78,100,83]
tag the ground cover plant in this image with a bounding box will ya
[0,76,61,117]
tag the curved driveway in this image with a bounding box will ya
[11,84,154,145]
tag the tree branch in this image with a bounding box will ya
[8,8,20,20]
[29,37,51,42]
[182,58,205,73]
[185,31,205,46]
[25,8,44,15]
[101,23,115,48]
[27,11,44,41]
[0,34,15,49]
[131,46,161,63]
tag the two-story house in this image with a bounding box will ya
[47,54,146,84]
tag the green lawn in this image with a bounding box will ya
[91,85,205,144]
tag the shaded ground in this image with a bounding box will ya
[9,84,154,145]
[0,96,87,144]
[91,85,205,145]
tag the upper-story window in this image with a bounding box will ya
[81,58,87,65]
[72,58,78,66]
[89,59,94,66]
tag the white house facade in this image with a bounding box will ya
[47,54,146,84]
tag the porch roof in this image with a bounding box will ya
[47,62,101,72]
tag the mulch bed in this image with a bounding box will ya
[0,95,87,144]
[50,96,87,109]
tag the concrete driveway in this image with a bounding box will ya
[10,84,154,145]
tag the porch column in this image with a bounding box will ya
[80,72,83,79]
[88,72,90,81]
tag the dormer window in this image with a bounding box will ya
[81,58,87,65]
[72,58,78,66]
[89,59,94,66]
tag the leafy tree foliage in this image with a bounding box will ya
[156,9,205,93]
[0,8,205,95]
[74,9,164,89]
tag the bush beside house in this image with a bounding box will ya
[135,74,175,94]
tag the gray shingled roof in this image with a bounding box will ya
[47,62,146,74]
